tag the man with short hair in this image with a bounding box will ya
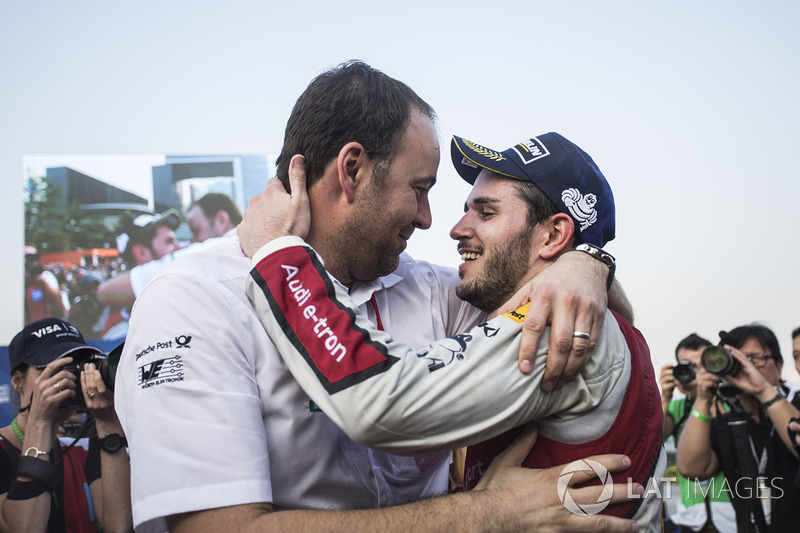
[100,210,181,339]
[116,61,635,532]
[659,333,736,532]
[117,210,181,267]
[185,192,242,243]
[792,326,800,376]
[240,132,665,531]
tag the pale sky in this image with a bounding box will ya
[2,1,798,382]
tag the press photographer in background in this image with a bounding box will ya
[660,333,736,532]
[677,324,800,533]
[0,318,132,533]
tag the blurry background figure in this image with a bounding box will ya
[115,210,181,268]
[677,324,800,533]
[0,317,132,533]
[660,333,736,533]
[792,327,800,376]
[99,210,181,341]
[96,195,240,326]
[185,193,242,243]
[24,246,67,324]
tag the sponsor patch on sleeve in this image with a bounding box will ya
[252,246,399,394]
[501,302,531,323]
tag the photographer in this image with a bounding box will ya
[677,324,800,532]
[660,333,735,532]
[24,246,67,323]
[0,318,132,533]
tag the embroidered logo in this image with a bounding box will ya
[137,355,184,389]
[512,138,550,164]
[561,188,598,231]
[462,139,506,162]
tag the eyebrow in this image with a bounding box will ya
[463,196,500,213]
[415,176,437,189]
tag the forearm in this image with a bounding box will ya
[171,491,509,533]
[97,273,135,307]
[2,493,51,533]
[661,406,675,443]
[675,397,717,479]
[247,238,600,453]
[94,417,133,532]
[756,388,800,458]
[607,279,633,325]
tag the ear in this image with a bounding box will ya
[213,210,230,231]
[11,370,24,392]
[335,142,369,204]
[131,243,152,265]
[538,213,575,259]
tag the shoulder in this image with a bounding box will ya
[142,236,252,295]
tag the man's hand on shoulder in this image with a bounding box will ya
[238,154,311,258]
[493,250,609,390]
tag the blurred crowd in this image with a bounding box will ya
[24,193,242,341]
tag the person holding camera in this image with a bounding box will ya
[677,324,800,533]
[0,318,132,533]
[660,333,736,532]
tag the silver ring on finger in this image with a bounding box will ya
[54,381,61,391]
[572,331,591,341]
[87,392,96,399]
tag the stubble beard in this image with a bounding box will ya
[455,229,533,313]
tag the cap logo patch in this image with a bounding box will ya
[512,138,550,165]
[561,188,598,231]
[460,156,478,169]
[463,139,505,162]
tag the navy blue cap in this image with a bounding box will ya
[451,133,615,247]
[8,318,103,373]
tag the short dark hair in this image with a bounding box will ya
[791,327,800,340]
[511,179,560,233]
[276,60,437,191]
[719,323,783,365]
[191,193,242,225]
[674,333,713,359]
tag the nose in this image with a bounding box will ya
[449,212,472,241]
[414,194,432,230]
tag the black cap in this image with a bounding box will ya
[9,318,103,373]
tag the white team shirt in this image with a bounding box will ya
[115,236,483,532]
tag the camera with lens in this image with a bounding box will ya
[672,361,697,384]
[701,345,741,377]
[62,345,122,409]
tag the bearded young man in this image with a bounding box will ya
[239,132,665,531]
[117,61,640,533]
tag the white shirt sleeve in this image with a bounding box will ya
[115,271,273,528]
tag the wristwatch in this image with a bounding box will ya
[760,387,786,409]
[98,434,128,453]
[573,243,616,290]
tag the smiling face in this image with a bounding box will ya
[449,171,543,313]
[337,109,439,283]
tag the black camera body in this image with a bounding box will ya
[61,348,117,409]
[701,345,741,377]
[672,361,697,384]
